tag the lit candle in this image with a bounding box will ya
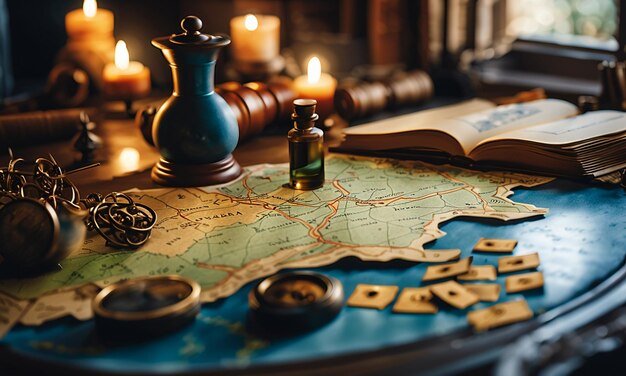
[62,0,115,91]
[229,14,280,62]
[293,57,337,120]
[65,0,114,41]
[102,41,151,99]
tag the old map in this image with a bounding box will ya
[0,155,551,330]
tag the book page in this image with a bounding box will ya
[445,99,579,154]
[343,99,495,135]
[475,111,626,146]
[340,98,577,157]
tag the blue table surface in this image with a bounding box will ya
[2,179,626,374]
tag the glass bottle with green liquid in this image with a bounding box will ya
[288,99,324,190]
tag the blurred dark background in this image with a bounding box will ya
[2,0,429,93]
[0,0,623,102]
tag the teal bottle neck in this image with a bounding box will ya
[171,61,216,95]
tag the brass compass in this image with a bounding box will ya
[93,275,201,339]
[248,271,344,333]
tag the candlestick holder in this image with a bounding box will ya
[150,16,241,187]
[229,56,286,82]
[103,97,147,119]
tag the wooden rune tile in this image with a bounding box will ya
[473,238,518,253]
[423,257,473,282]
[347,284,399,310]
[463,283,501,302]
[392,287,438,314]
[457,265,497,281]
[505,272,544,293]
[498,253,540,274]
[467,299,534,332]
[430,280,479,309]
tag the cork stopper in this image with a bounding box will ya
[292,99,319,130]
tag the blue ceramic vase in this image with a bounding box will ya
[150,16,241,186]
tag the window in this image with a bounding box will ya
[507,0,618,50]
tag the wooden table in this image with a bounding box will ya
[3,104,626,375]
[0,113,295,195]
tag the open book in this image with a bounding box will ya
[332,98,626,178]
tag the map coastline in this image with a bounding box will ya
[0,155,552,332]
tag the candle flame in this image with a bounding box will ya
[83,0,97,18]
[244,14,258,31]
[115,40,130,70]
[307,56,321,84]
